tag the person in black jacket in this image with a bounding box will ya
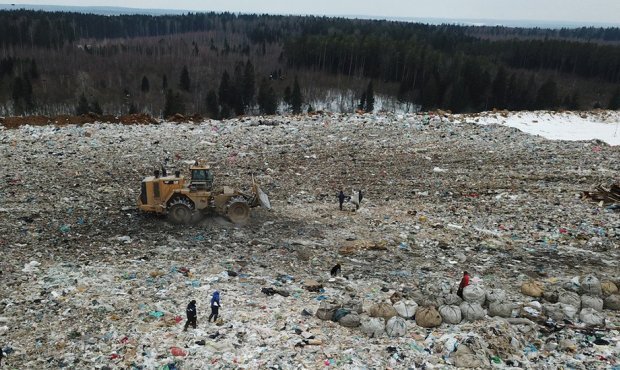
[184,300,197,331]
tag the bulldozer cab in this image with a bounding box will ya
[189,162,214,191]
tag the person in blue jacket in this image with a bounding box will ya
[208,291,221,322]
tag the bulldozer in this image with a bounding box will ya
[137,160,271,224]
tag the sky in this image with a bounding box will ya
[4,0,620,26]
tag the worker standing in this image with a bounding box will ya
[338,190,347,211]
[184,300,197,331]
[457,271,470,299]
[208,291,221,322]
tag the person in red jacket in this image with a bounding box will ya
[457,271,470,299]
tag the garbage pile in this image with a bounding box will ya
[0,111,619,368]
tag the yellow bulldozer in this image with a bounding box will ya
[138,160,271,224]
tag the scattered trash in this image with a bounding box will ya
[1,112,618,368]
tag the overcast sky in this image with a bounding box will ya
[6,0,620,25]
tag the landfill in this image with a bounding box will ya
[0,110,619,369]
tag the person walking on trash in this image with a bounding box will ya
[337,190,350,211]
[184,299,197,331]
[351,189,363,210]
[457,271,470,298]
[208,291,221,322]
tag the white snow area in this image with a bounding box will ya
[464,110,620,146]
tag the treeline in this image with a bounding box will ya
[464,25,620,43]
[0,10,619,116]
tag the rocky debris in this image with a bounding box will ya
[0,112,619,368]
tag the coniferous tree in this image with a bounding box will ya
[218,70,232,109]
[257,78,277,115]
[242,60,255,111]
[76,93,90,115]
[358,91,366,111]
[179,66,190,92]
[29,59,39,80]
[12,76,25,115]
[162,74,168,90]
[491,66,508,109]
[506,73,518,110]
[220,104,232,119]
[128,102,138,114]
[205,89,219,119]
[291,76,302,114]
[365,81,375,112]
[447,78,468,113]
[536,78,559,110]
[609,87,620,110]
[141,76,150,93]
[163,89,185,117]
[231,62,244,115]
[90,100,103,115]
[283,86,292,106]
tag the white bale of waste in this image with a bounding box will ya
[369,302,398,319]
[601,281,618,296]
[441,293,462,306]
[486,289,506,305]
[415,306,443,328]
[360,317,385,338]
[581,295,604,312]
[393,300,418,319]
[488,302,513,318]
[580,275,602,297]
[604,294,620,310]
[339,312,361,327]
[460,302,485,321]
[543,303,563,321]
[386,316,407,337]
[520,301,543,319]
[439,305,462,324]
[561,303,579,321]
[558,291,581,310]
[462,285,486,305]
[579,308,605,327]
[543,303,577,321]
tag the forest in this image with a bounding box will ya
[0,9,619,117]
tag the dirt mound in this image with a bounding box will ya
[166,113,203,123]
[1,113,160,128]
